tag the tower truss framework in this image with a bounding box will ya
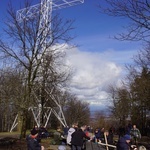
[10,0,84,131]
[16,0,84,22]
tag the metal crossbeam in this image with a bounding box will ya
[17,0,84,22]
[28,87,68,128]
[29,106,52,128]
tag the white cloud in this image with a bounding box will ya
[55,44,137,111]
[65,46,124,110]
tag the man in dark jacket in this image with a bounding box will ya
[71,125,90,150]
[117,134,131,150]
[26,129,45,150]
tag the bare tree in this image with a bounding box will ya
[92,111,107,129]
[99,0,150,134]
[0,1,74,137]
[98,0,150,42]
[0,66,24,131]
[109,86,130,126]
[126,48,150,134]
[134,44,150,70]
[64,93,90,126]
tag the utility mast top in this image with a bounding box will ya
[16,0,84,22]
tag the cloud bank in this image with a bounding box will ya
[65,47,123,111]
[56,44,137,111]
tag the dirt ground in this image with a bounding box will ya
[0,137,70,150]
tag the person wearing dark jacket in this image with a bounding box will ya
[94,128,101,142]
[26,129,45,150]
[71,125,90,150]
[117,134,131,150]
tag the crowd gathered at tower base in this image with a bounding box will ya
[26,123,149,150]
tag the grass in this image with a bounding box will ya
[0,131,20,137]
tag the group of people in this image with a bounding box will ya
[26,123,143,150]
[58,123,91,150]
[117,124,142,150]
[26,124,91,150]
[93,127,114,145]
[66,124,114,150]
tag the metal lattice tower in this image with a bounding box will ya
[16,0,84,46]
[10,0,84,131]
[17,0,84,21]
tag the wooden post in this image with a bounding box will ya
[104,132,109,150]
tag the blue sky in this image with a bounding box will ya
[0,0,142,112]
[0,0,140,51]
[57,0,141,52]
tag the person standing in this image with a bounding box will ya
[67,123,78,145]
[130,125,141,145]
[94,128,101,143]
[100,127,105,142]
[71,125,90,150]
